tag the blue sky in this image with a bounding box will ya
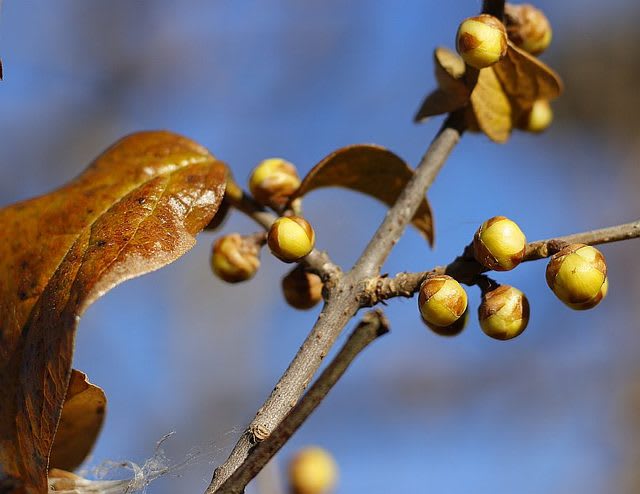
[1,2,638,493]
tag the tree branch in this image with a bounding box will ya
[206,114,465,493]
[216,311,390,494]
[364,219,640,304]
[352,112,464,278]
[206,4,509,491]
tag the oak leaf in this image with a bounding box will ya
[289,145,434,245]
[0,131,227,493]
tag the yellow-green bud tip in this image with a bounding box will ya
[288,446,338,494]
[479,285,530,340]
[456,14,508,69]
[249,158,300,209]
[418,275,468,328]
[546,244,607,310]
[268,216,315,263]
[473,216,527,271]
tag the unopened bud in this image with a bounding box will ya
[268,216,315,263]
[473,216,527,271]
[249,158,300,210]
[288,446,338,494]
[456,14,508,69]
[546,244,607,310]
[418,275,468,328]
[210,233,260,283]
[479,285,530,340]
[505,3,553,55]
[282,266,323,310]
[522,100,553,133]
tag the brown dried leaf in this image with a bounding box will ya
[0,131,227,493]
[49,370,106,472]
[470,68,513,143]
[289,145,434,245]
[493,41,563,105]
[415,88,470,122]
[415,48,470,122]
[433,47,467,90]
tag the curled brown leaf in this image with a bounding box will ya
[289,145,434,245]
[0,131,227,493]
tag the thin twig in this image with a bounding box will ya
[523,219,640,260]
[216,311,390,494]
[364,219,640,304]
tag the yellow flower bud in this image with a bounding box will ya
[288,446,338,494]
[210,233,260,283]
[479,285,530,340]
[267,216,315,263]
[522,100,553,133]
[456,14,508,69]
[282,266,323,310]
[546,244,607,310]
[423,308,469,337]
[505,3,553,55]
[249,158,301,209]
[473,216,527,271]
[418,275,468,328]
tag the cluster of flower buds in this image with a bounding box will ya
[210,158,323,311]
[456,4,553,70]
[420,214,609,340]
[288,446,338,494]
[454,6,556,135]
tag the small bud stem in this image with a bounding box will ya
[475,275,499,295]
[482,0,506,20]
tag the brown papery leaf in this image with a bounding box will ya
[470,68,513,143]
[433,47,467,91]
[289,145,434,245]
[0,131,227,493]
[415,88,470,122]
[415,48,470,122]
[49,370,106,473]
[493,41,563,105]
